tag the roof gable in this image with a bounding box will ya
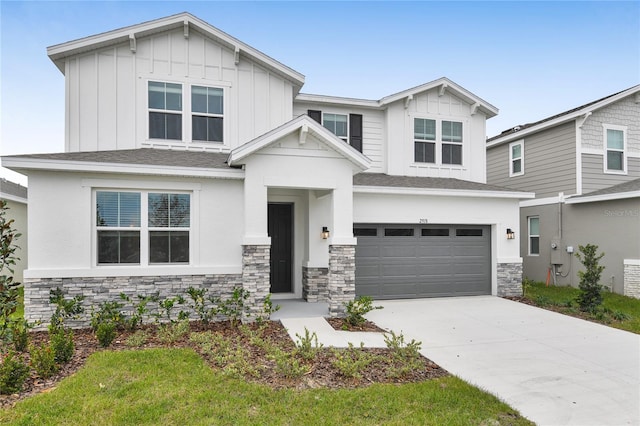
[228,115,371,171]
[47,12,304,88]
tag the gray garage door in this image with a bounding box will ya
[354,224,491,299]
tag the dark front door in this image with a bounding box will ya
[268,203,293,293]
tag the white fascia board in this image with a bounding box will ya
[487,85,640,148]
[519,195,563,207]
[47,12,305,86]
[0,193,27,204]
[2,157,245,180]
[295,94,381,109]
[379,77,499,117]
[229,115,371,170]
[564,191,640,204]
[353,185,534,199]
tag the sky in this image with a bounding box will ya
[1,0,639,186]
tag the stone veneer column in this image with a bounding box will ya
[242,245,271,322]
[623,260,640,299]
[302,266,329,302]
[497,262,523,297]
[328,245,356,317]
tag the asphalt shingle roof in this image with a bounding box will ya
[5,148,232,169]
[0,179,28,199]
[353,173,521,192]
[572,178,640,199]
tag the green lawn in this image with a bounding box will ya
[523,281,640,334]
[1,348,532,425]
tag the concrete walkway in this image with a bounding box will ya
[365,296,640,426]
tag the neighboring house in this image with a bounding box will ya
[486,85,640,298]
[0,179,28,285]
[3,13,531,326]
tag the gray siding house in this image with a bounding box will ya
[486,85,640,298]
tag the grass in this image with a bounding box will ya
[523,281,640,334]
[0,348,532,425]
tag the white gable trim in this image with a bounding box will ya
[47,12,304,87]
[565,191,640,204]
[228,115,371,170]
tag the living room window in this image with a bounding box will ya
[604,125,626,174]
[510,140,524,176]
[414,118,436,163]
[148,81,182,140]
[441,121,463,165]
[192,86,223,142]
[322,113,348,142]
[96,190,190,265]
[528,216,540,256]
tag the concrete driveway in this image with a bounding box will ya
[366,296,640,426]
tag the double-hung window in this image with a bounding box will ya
[510,140,524,176]
[414,118,436,163]
[441,121,463,165]
[528,216,540,256]
[323,113,348,142]
[96,191,190,265]
[604,125,626,173]
[148,82,182,140]
[192,86,223,142]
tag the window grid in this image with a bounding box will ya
[510,141,524,176]
[322,113,348,142]
[148,82,183,141]
[605,127,625,173]
[413,118,463,165]
[528,217,540,256]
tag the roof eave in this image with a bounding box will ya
[353,185,534,199]
[565,191,640,204]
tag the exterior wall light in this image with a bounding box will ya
[321,227,330,240]
[506,228,515,240]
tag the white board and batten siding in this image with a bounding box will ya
[486,122,577,198]
[65,28,295,153]
[292,102,385,173]
[386,89,487,183]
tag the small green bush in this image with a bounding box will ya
[157,320,190,345]
[95,322,117,348]
[30,343,59,379]
[575,244,605,312]
[344,296,383,327]
[331,342,378,378]
[48,288,84,330]
[269,348,308,379]
[295,327,322,361]
[214,287,249,326]
[90,300,125,331]
[50,327,74,364]
[11,321,30,352]
[0,351,30,394]
[125,330,149,348]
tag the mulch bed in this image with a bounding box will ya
[325,318,387,332]
[1,320,447,409]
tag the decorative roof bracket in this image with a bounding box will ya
[404,94,413,109]
[184,20,189,39]
[234,46,240,65]
[129,34,136,53]
[577,111,592,128]
[439,83,448,97]
[470,102,480,115]
[299,123,308,145]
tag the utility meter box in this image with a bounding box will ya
[550,238,563,264]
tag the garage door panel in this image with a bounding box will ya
[355,224,491,299]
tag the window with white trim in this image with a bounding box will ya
[414,118,463,165]
[604,125,626,173]
[149,82,182,140]
[509,140,524,176]
[528,216,539,256]
[192,86,223,142]
[96,190,190,265]
[322,113,348,142]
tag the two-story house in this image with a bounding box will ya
[487,85,640,298]
[3,13,531,326]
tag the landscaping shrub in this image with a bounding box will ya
[0,351,29,394]
[269,347,308,379]
[344,296,383,327]
[11,320,30,352]
[0,200,22,344]
[157,319,190,345]
[294,327,322,361]
[90,300,126,331]
[30,343,59,379]
[49,288,84,330]
[95,322,117,348]
[332,342,379,378]
[50,327,75,364]
[213,287,249,326]
[575,244,605,312]
[125,330,149,348]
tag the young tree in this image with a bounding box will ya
[575,244,605,312]
[0,199,22,342]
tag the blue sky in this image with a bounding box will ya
[1,1,639,185]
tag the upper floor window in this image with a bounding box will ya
[96,190,190,265]
[528,216,539,256]
[509,140,524,176]
[149,82,182,140]
[192,86,223,143]
[604,125,626,174]
[322,113,348,142]
[441,121,463,165]
[414,118,436,163]
[414,118,463,165]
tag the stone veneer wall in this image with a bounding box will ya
[328,245,356,317]
[623,260,640,299]
[23,274,242,328]
[497,262,523,297]
[241,245,271,322]
[302,266,328,302]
